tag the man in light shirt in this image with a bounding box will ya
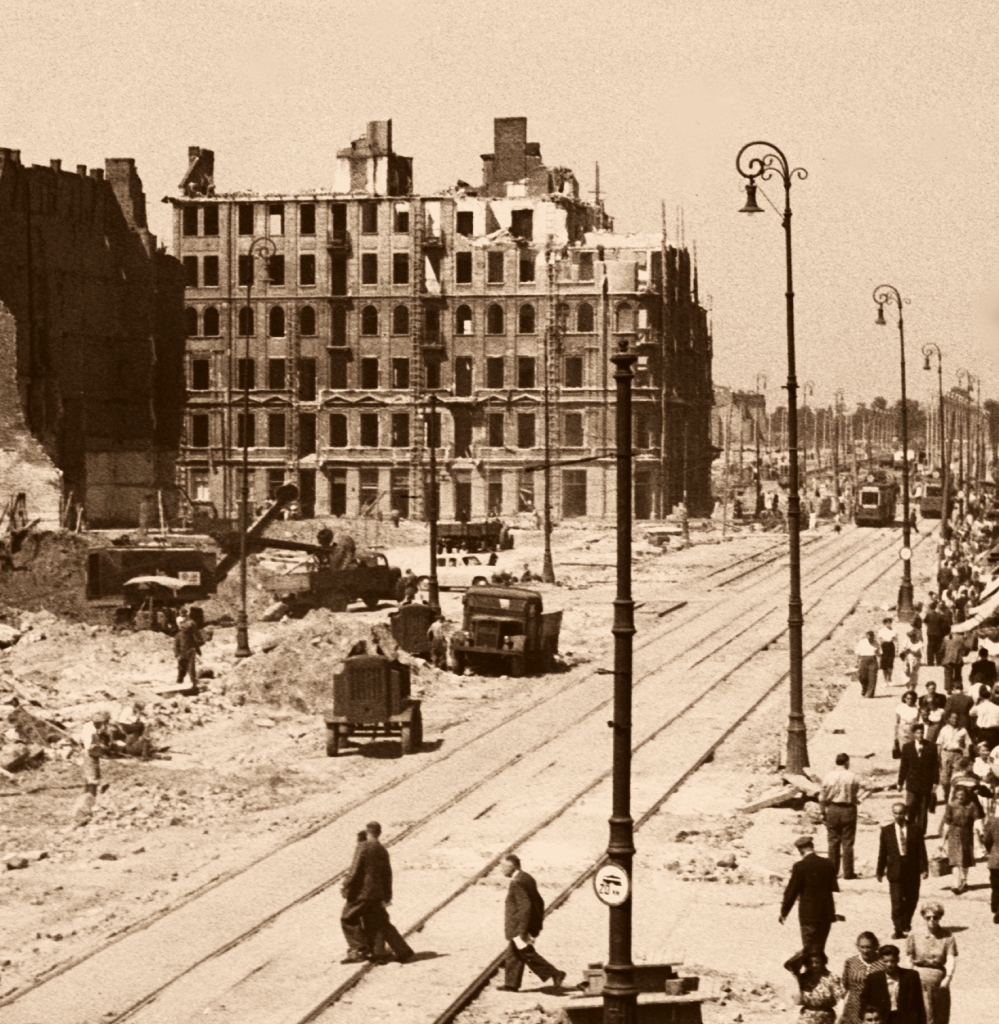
[855,631,879,698]
[79,710,111,797]
[971,692,999,751]
[819,753,863,880]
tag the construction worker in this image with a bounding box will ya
[428,614,448,670]
[80,710,112,797]
[174,606,205,692]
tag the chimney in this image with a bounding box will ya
[89,168,104,181]
[493,117,527,184]
[50,159,62,172]
[77,164,87,176]
[367,120,392,155]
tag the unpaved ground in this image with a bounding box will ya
[0,516,779,1000]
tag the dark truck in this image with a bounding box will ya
[451,585,561,677]
[436,520,512,554]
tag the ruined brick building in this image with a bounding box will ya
[0,150,185,528]
[170,118,714,522]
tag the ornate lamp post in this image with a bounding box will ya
[736,141,809,773]
[923,342,949,551]
[235,236,276,659]
[873,285,914,622]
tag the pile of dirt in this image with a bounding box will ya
[0,531,107,622]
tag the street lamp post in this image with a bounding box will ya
[873,285,914,622]
[923,342,948,554]
[602,334,638,1024]
[235,236,276,659]
[736,140,809,773]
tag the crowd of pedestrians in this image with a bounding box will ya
[784,494,999,1023]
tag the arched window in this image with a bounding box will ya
[455,304,473,336]
[269,306,285,337]
[184,307,198,337]
[487,303,505,335]
[518,304,535,334]
[361,305,379,336]
[577,302,594,333]
[392,304,410,335]
[203,307,220,336]
[238,307,254,336]
[299,306,316,336]
[615,303,635,333]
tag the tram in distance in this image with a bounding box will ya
[919,471,945,518]
[854,468,900,527]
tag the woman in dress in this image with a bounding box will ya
[894,690,920,757]
[902,629,924,693]
[941,785,983,894]
[878,617,897,686]
[788,949,844,1024]
[839,931,883,1024]
[906,902,957,1024]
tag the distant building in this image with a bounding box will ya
[0,150,185,528]
[169,118,715,521]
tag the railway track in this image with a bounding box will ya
[2,524,913,1024]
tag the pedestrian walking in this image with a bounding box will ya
[980,811,999,923]
[941,683,973,733]
[779,835,840,954]
[935,712,971,804]
[80,709,111,798]
[339,821,413,965]
[970,688,999,751]
[497,854,566,993]
[427,613,448,670]
[877,618,897,685]
[893,690,919,758]
[922,602,949,668]
[897,724,938,834]
[856,632,880,698]
[173,606,204,691]
[939,633,967,694]
[783,949,844,1023]
[917,683,946,745]
[819,753,861,879]
[901,629,923,694]
[876,802,928,939]
[839,932,885,1024]
[940,787,982,895]
[905,903,956,1024]
[967,647,997,690]
[860,945,926,1024]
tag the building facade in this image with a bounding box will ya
[170,118,715,522]
[0,149,185,528]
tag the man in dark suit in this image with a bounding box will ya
[877,802,928,938]
[861,944,926,1023]
[340,821,413,965]
[779,835,840,954]
[897,723,938,834]
[498,853,566,992]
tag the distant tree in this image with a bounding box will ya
[871,396,888,411]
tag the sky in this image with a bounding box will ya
[2,0,997,410]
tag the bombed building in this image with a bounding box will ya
[0,150,185,528]
[170,118,714,521]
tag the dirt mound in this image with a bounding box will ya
[0,530,108,622]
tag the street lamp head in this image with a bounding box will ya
[875,304,887,326]
[923,355,931,372]
[739,180,765,215]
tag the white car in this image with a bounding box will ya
[420,554,493,591]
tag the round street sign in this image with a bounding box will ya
[899,547,912,561]
[593,863,630,906]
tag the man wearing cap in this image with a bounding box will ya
[339,821,413,965]
[779,835,840,953]
[79,710,112,797]
[819,753,863,880]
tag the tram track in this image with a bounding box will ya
[2,524,909,1024]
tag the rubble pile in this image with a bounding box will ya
[0,531,106,622]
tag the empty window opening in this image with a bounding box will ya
[361,305,379,335]
[517,356,536,389]
[238,255,253,286]
[392,358,410,389]
[453,411,473,458]
[455,304,473,335]
[330,203,347,241]
[390,468,410,518]
[392,305,410,334]
[564,412,584,447]
[486,357,504,388]
[456,210,474,236]
[577,303,595,333]
[238,307,254,336]
[518,304,536,334]
[268,413,287,448]
[203,205,219,236]
[182,206,199,236]
[487,474,503,516]
[330,304,347,345]
[510,209,534,241]
[269,204,285,235]
[517,413,536,449]
[359,467,379,511]
[615,303,635,333]
[393,252,410,285]
[361,203,378,233]
[578,251,594,282]
[519,255,536,283]
[487,304,505,335]
[361,253,378,285]
[360,357,379,389]
[391,413,410,447]
[564,356,583,388]
[268,306,285,337]
[488,412,505,447]
[456,251,473,284]
[329,413,348,447]
[191,414,209,448]
[394,203,410,233]
[191,359,210,391]
[299,414,317,456]
[360,413,379,447]
[299,305,316,336]
[330,257,348,295]
[184,307,198,337]
[238,204,254,235]
[267,255,285,286]
[203,307,220,336]
[425,307,440,339]
[329,469,347,516]
[268,358,286,390]
[455,356,473,397]
[329,353,348,389]
[425,359,441,390]
[300,253,316,286]
[562,469,588,518]
[488,251,505,284]
[237,413,256,447]
[203,255,219,287]
[298,358,317,401]
[300,204,316,235]
[518,471,535,512]
[183,257,198,288]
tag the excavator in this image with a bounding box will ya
[88,485,402,626]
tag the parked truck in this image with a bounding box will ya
[451,585,561,677]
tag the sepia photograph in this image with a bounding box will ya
[0,2,997,1022]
